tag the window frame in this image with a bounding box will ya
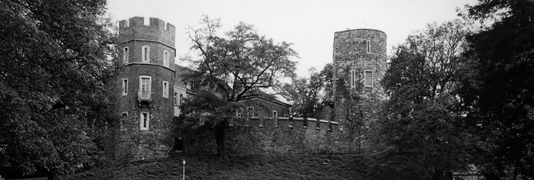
[247,106,255,117]
[120,112,128,130]
[364,70,373,87]
[163,50,170,67]
[350,70,356,89]
[365,40,371,53]
[162,81,169,98]
[141,45,150,63]
[174,91,178,106]
[140,112,150,130]
[123,47,129,63]
[122,78,128,96]
[139,76,152,93]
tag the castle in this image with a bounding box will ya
[108,17,386,160]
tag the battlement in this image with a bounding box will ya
[119,16,175,32]
[118,16,175,48]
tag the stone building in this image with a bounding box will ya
[111,16,184,160]
[332,29,387,151]
[108,16,363,160]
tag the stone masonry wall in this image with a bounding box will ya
[332,29,387,151]
[111,17,177,161]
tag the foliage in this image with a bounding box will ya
[280,68,323,119]
[179,16,297,155]
[63,154,368,180]
[0,0,119,178]
[374,20,474,180]
[459,0,534,178]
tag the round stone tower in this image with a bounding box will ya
[332,29,386,151]
[116,17,176,160]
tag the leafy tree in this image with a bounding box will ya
[180,16,297,155]
[459,0,534,178]
[373,20,474,180]
[0,0,119,179]
[281,68,323,119]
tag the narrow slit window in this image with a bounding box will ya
[122,78,128,95]
[366,40,371,53]
[163,50,169,67]
[350,70,356,88]
[162,81,169,98]
[142,45,150,62]
[123,47,129,63]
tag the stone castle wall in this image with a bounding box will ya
[181,117,342,155]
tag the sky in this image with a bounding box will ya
[106,0,478,77]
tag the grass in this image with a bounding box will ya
[64,154,369,180]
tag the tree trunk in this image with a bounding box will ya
[215,125,225,155]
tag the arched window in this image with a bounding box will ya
[123,47,129,63]
[142,45,150,62]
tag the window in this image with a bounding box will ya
[140,112,149,130]
[174,92,178,105]
[139,76,151,97]
[123,47,129,63]
[162,81,169,98]
[364,70,373,87]
[122,78,128,95]
[179,94,183,105]
[350,70,357,89]
[247,107,254,117]
[163,50,170,67]
[142,45,150,62]
[236,108,243,117]
[273,110,278,127]
[365,40,371,53]
[124,19,129,27]
[120,112,128,130]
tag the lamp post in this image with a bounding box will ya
[182,159,186,180]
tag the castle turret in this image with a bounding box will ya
[115,17,177,160]
[332,29,387,151]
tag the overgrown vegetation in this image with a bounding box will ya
[63,154,368,180]
[0,0,120,179]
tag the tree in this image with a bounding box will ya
[180,16,297,155]
[459,0,534,178]
[374,20,474,180]
[0,0,119,179]
[281,68,324,119]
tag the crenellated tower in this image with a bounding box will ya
[114,16,179,160]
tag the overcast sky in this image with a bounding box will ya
[107,0,478,77]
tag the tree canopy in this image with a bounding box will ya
[180,16,297,155]
[458,0,534,178]
[373,19,474,180]
[0,0,119,178]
